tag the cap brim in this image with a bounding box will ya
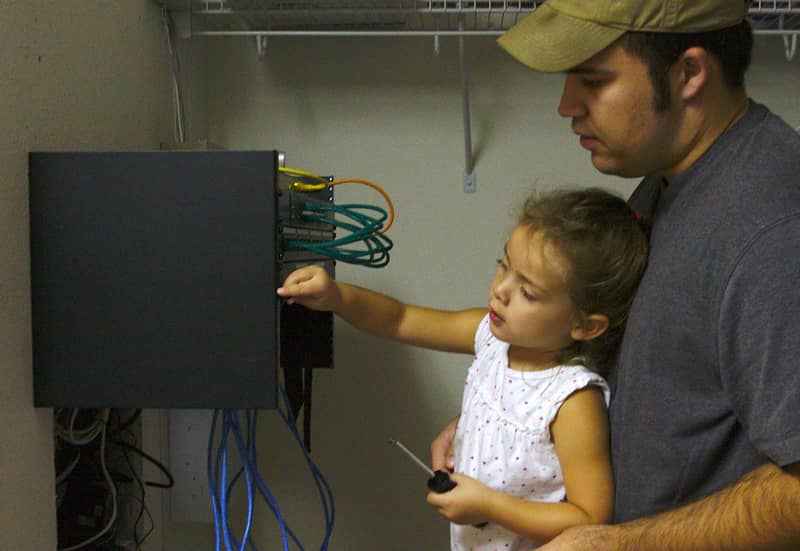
[498,4,626,73]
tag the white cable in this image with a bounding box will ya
[54,408,106,445]
[163,6,186,143]
[58,409,118,551]
[54,451,81,486]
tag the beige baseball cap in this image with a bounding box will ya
[498,0,749,73]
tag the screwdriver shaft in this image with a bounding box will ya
[388,438,435,477]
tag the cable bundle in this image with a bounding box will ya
[54,409,172,550]
[207,387,335,551]
[288,202,394,268]
[55,408,117,551]
[279,169,396,268]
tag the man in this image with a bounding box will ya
[429,1,800,549]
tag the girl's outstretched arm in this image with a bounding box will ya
[427,386,612,544]
[277,264,485,354]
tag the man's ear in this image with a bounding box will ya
[675,46,710,102]
[571,314,609,342]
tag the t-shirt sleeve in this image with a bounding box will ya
[719,216,800,466]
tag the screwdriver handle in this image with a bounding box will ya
[427,470,457,493]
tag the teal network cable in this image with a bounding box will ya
[287,202,394,268]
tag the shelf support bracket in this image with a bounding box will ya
[784,34,797,62]
[168,8,191,39]
[780,16,798,61]
[434,14,441,56]
[458,17,476,193]
[256,34,269,59]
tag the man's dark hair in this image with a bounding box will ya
[621,19,753,111]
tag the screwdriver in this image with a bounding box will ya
[388,437,487,528]
[388,437,455,492]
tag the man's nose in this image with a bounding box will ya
[557,74,586,119]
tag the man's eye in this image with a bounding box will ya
[582,78,605,89]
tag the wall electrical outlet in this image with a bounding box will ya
[168,409,214,523]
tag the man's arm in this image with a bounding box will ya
[539,462,800,551]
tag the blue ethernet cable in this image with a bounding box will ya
[278,387,336,550]
[210,409,294,551]
[220,428,235,551]
[224,411,255,551]
[223,411,261,551]
[208,392,336,550]
[208,410,223,551]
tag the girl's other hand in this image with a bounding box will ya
[431,416,458,473]
[426,472,492,526]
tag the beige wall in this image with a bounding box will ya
[0,2,175,549]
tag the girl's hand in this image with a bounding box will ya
[276,265,341,311]
[426,472,493,526]
[430,416,458,472]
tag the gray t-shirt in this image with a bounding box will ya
[611,100,800,522]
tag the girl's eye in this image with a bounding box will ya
[520,287,537,301]
[496,259,507,270]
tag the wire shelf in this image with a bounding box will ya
[196,2,539,34]
[160,1,800,36]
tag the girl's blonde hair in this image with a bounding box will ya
[519,187,649,374]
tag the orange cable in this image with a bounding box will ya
[328,178,395,233]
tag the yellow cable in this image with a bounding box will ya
[279,166,327,182]
[290,182,328,192]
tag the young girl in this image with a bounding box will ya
[277,188,648,549]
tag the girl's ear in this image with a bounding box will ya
[571,314,609,342]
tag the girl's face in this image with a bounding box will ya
[488,225,583,370]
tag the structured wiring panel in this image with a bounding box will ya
[277,170,336,284]
[34,152,393,548]
[275,168,336,429]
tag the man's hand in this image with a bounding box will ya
[431,416,459,472]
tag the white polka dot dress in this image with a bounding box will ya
[450,315,610,550]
